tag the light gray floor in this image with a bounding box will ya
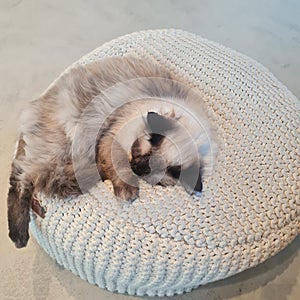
[0,0,299,299]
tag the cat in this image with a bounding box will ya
[7,56,216,248]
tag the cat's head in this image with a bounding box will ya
[130,111,203,194]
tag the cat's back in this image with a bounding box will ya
[20,56,187,141]
[47,56,173,102]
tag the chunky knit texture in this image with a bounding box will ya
[30,29,300,297]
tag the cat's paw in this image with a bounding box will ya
[8,191,31,248]
[8,223,29,248]
[113,181,139,202]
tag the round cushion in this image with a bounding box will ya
[30,29,300,297]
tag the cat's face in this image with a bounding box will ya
[130,112,203,194]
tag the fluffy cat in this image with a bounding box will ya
[7,56,216,248]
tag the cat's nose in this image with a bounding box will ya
[130,159,151,176]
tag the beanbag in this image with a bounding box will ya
[30,29,300,297]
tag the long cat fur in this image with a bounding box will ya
[7,56,216,248]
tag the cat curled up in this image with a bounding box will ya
[7,56,216,248]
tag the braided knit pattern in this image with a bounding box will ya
[30,29,300,297]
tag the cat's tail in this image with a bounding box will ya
[7,137,32,248]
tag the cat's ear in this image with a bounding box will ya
[147,112,175,135]
[180,162,203,194]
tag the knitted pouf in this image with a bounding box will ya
[30,29,300,297]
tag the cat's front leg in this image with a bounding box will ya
[111,171,139,202]
[97,136,139,202]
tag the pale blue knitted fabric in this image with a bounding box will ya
[30,29,300,297]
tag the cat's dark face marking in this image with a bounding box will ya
[130,138,152,176]
[130,112,203,193]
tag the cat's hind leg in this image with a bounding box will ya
[7,137,33,248]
